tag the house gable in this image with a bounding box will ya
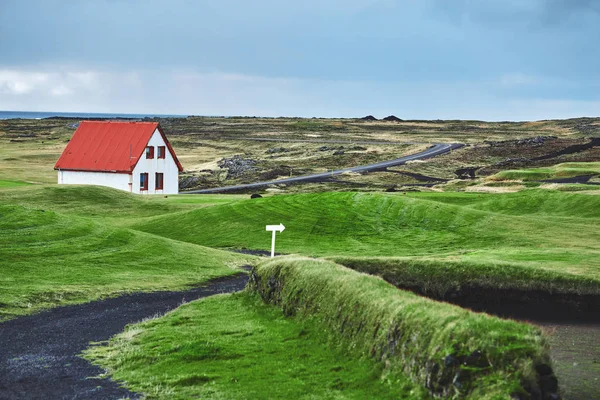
[154,125,183,172]
[131,129,180,194]
[54,121,183,173]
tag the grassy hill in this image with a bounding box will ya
[0,185,244,223]
[2,184,598,398]
[0,199,254,320]
[131,191,600,279]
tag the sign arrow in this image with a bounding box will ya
[265,223,285,257]
[266,223,285,232]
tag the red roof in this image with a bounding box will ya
[54,121,183,173]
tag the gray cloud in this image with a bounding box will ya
[1,1,599,118]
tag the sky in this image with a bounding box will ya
[1,0,600,120]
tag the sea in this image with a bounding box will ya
[0,110,188,120]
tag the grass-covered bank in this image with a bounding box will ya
[84,292,427,399]
[249,257,559,399]
[0,202,255,320]
[489,162,600,182]
[332,257,600,321]
[331,257,600,297]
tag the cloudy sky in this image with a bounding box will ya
[1,0,599,119]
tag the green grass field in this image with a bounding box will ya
[0,187,254,320]
[2,184,598,398]
[2,116,600,398]
[0,179,31,188]
[84,292,427,400]
[131,190,600,290]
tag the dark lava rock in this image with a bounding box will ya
[517,136,556,146]
[318,145,344,152]
[360,115,378,121]
[217,155,257,178]
[544,394,560,400]
[463,350,487,368]
[266,147,289,154]
[250,193,262,199]
[179,176,204,189]
[455,167,480,179]
[535,364,553,376]
[539,375,558,393]
[497,157,530,166]
[452,371,467,390]
[383,115,403,122]
[444,354,459,367]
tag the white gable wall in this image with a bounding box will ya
[58,170,130,191]
[131,129,179,194]
[57,129,180,195]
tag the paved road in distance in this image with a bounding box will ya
[184,143,463,194]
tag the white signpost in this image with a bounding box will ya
[266,223,285,258]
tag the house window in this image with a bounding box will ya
[155,172,164,190]
[145,146,154,159]
[140,173,149,190]
[157,146,166,159]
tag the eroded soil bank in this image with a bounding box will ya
[388,283,600,400]
[441,287,600,400]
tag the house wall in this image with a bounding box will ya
[58,170,131,191]
[57,128,180,195]
[131,129,179,194]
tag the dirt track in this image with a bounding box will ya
[0,273,249,400]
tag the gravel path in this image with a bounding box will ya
[0,273,250,400]
[538,322,600,400]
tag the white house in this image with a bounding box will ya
[54,121,183,194]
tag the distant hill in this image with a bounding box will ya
[383,115,403,122]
